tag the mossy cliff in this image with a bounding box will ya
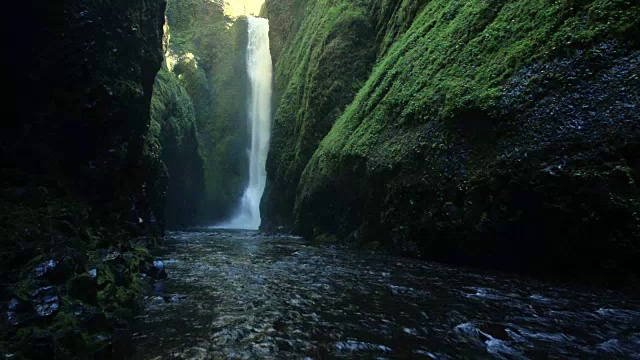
[263,0,640,280]
[148,66,205,229]
[260,0,381,229]
[1,0,168,357]
[157,0,250,224]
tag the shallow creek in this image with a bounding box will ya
[135,230,640,359]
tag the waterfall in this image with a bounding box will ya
[217,17,272,230]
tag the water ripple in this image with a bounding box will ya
[135,231,640,359]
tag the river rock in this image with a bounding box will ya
[29,286,60,318]
[31,252,83,284]
[112,318,133,357]
[32,259,58,279]
[58,329,87,352]
[144,260,167,279]
[7,297,34,326]
[111,263,132,287]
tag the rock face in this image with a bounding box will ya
[149,66,205,229]
[1,0,168,357]
[263,0,640,280]
[4,0,168,228]
[260,0,381,231]
[158,1,251,224]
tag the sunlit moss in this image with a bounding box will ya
[304,0,640,186]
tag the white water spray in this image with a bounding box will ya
[217,17,272,230]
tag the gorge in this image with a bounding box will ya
[1,0,638,358]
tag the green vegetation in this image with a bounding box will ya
[148,66,204,228]
[312,0,639,165]
[0,179,158,358]
[260,0,380,229]
[154,0,250,223]
[265,0,640,280]
[1,0,169,356]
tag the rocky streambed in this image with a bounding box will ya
[135,230,640,359]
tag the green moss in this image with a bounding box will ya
[305,0,639,183]
[152,2,251,223]
[264,0,640,279]
[148,64,205,228]
[198,17,250,221]
[51,310,79,332]
[262,0,385,227]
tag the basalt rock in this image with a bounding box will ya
[29,286,60,318]
[264,0,640,281]
[144,260,168,280]
[6,297,34,326]
[0,0,168,357]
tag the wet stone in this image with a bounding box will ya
[112,318,133,357]
[28,286,59,318]
[33,259,57,278]
[7,297,34,326]
[478,323,517,342]
[31,255,78,284]
[153,260,164,271]
[145,260,167,279]
[162,294,187,303]
[58,329,87,352]
[93,341,114,360]
[111,263,131,287]
[104,251,124,265]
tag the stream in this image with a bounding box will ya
[134,230,640,359]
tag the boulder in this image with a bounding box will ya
[144,260,167,279]
[28,286,60,318]
[6,297,35,326]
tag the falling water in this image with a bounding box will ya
[217,17,272,230]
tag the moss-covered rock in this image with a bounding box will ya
[148,66,205,228]
[1,0,169,357]
[260,0,388,231]
[154,1,250,224]
[265,0,640,281]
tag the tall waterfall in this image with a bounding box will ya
[218,17,272,230]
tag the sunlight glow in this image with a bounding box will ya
[223,0,265,17]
